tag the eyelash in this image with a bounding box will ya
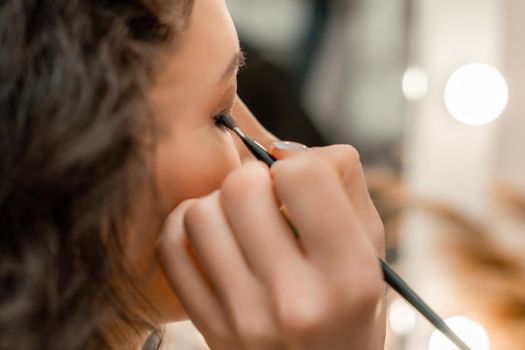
[212,111,235,130]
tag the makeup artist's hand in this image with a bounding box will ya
[270,142,385,258]
[157,149,385,350]
[270,142,387,347]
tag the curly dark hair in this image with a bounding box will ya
[0,0,193,349]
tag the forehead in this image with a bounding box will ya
[156,0,239,88]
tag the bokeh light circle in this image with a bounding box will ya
[388,298,416,335]
[444,63,508,125]
[428,316,490,350]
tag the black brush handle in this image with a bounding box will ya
[240,137,277,165]
[380,260,471,350]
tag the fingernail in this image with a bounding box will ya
[272,141,308,152]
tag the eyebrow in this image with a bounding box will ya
[220,50,246,81]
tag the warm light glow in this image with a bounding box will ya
[403,66,428,101]
[444,63,508,125]
[388,298,416,335]
[428,316,490,350]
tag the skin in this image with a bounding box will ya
[126,0,386,348]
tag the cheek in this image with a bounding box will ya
[155,128,241,211]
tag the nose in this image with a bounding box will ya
[231,95,279,164]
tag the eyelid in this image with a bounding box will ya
[211,77,238,128]
[216,81,237,112]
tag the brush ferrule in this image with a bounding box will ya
[233,127,246,138]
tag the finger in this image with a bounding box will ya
[270,144,366,207]
[271,153,375,270]
[156,199,227,333]
[311,145,370,207]
[271,143,384,256]
[309,145,384,256]
[270,144,369,213]
[183,191,257,307]
[271,144,367,208]
[220,161,305,285]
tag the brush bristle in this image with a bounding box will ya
[215,114,237,130]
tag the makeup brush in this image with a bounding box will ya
[215,114,471,350]
[217,115,277,165]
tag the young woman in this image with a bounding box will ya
[0,0,386,349]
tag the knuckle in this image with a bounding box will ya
[337,144,361,164]
[204,324,235,348]
[343,271,383,315]
[236,318,278,347]
[185,200,208,223]
[276,294,332,337]
[156,201,196,258]
[183,197,214,234]
[229,291,280,346]
[221,161,270,202]
[337,145,363,179]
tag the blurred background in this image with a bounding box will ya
[168,1,525,349]
[230,0,525,349]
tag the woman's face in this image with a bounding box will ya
[128,0,276,322]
